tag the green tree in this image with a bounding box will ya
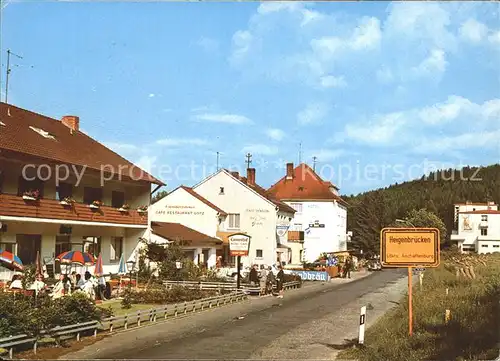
[151,190,168,204]
[390,208,448,244]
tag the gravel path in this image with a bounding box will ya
[62,269,406,360]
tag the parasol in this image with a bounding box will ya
[0,250,23,270]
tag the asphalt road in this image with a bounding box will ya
[65,269,406,360]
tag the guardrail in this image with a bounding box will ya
[163,280,302,293]
[0,292,247,359]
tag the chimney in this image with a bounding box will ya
[286,163,294,180]
[247,168,256,186]
[61,115,80,132]
[230,171,239,178]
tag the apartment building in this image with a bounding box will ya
[451,201,500,254]
[0,102,163,274]
[268,163,348,263]
[191,168,296,267]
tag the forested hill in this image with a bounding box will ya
[343,164,500,254]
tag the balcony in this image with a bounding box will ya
[0,193,147,227]
[288,230,304,242]
[479,221,488,228]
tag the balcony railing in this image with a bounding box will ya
[288,231,304,242]
[0,193,147,226]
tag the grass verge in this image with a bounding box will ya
[339,252,500,361]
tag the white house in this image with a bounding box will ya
[268,163,348,263]
[451,201,500,254]
[148,185,227,268]
[192,168,296,268]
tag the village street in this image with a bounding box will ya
[62,269,406,360]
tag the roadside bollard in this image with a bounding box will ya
[358,306,367,345]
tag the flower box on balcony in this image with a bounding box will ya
[118,205,130,212]
[22,190,40,201]
[89,200,102,210]
[60,197,75,207]
[137,206,148,214]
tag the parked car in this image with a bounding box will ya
[367,260,382,271]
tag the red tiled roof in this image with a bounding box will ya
[0,193,148,226]
[0,103,164,185]
[268,163,347,205]
[179,186,227,216]
[151,222,222,245]
[225,170,296,214]
[459,210,500,214]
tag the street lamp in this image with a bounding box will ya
[126,260,135,292]
[395,219,416,228]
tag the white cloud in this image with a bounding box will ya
[156,138,209,147]
[332,95,500,149]
[418,95,476,125]
[459,18,488,43]
[339,112,407,146]
[488,30,500,45]
[414,129,500,154]
[148,93,155,98]
[197,37,219,53]
[229,30,254,66]
[411,49,448,78]
[297,102,329,125]
[320,75,347,89]
[194,113,252,124]
[241,144,279,156]
[265,128,286,141]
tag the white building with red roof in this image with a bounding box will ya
[268,162,348,263]
[451,201,500,254]
[149,185,228,268]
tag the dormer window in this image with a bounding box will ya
[29,126,55,140]
[298,186,304,191]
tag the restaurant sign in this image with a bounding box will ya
[284,270,330,282]
[228,233,251,257]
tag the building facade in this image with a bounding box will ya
[451,201,500,254]
[0,102,163,276]
[149,186,227,268]
[192,168,296,267]
[268,163,348,263]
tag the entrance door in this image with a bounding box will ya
[16,234,42,265]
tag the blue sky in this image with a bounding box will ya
[1,1,499,195]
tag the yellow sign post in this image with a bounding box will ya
[380,227,440,336]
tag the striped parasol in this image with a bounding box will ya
[56,251,95,266]
[94,253,104,277]
[0,250,23,270]
[117,253,127,275]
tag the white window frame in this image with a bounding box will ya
[481,215,488,221]
[228,213,240,229]
[481,228,488,236]
[110,237,123,262]
[256,249,263,259]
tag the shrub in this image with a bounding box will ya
[283,274,302,283]
[0,292,109,338]
[126,286,215,305]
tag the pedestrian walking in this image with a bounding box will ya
[266,266,275,295]
[276,265,284,299]
[344,256,352,279]
[259,265,267,296]
[249,265,259,286]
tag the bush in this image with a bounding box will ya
[283,274,302,283]
[0,292,109,338]
[125,286,216,305]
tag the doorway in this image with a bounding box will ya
[16,234,42,264]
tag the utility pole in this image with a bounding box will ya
[245,153,252,169]
[216,152,220,171]
[5,49,23,103]
[298,142,302,164]
[313,156,317,171]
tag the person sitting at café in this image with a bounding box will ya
[9,274,23,290]
[30,274,47,295]
[75,273,85,289]
[82,272,96,300]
